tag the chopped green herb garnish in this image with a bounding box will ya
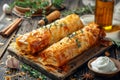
[59,22,66,27]
[54,22,58,26]
[80,30,84,33]
[54,22,56,26]
[68,32,77,38]
[75,38,81,48]
[49,24,52,29]
[21,64,47,79]
[60,23,63,27]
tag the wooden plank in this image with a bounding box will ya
[0,16,18,59]
[8,41,113,80]
[0,32,16,59]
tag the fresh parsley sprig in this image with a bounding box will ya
[10,0,50,17]
[10,0,64,17]
[21,64,47,80]
[52,0,64,8]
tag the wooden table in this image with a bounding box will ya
[0,0,120,80]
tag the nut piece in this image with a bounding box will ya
[105,51,110,57]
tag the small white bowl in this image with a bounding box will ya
[88,57,120,77]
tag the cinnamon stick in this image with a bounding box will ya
[4,18,22,37]
[0,18,19,34]
[38,10,61,26]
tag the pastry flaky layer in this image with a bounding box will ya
[16,14,84,54]
[39,23,106,67]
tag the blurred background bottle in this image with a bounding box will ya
[95,0,114,31]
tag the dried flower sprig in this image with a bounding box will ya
[62,6,95,17]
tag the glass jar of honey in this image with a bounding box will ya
[95,0,114,31]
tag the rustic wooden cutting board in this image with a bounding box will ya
[7,41,113,80]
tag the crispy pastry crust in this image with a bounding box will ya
[39,23,106,67]
[16,14,83,54]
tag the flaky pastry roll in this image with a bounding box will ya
[16,14,83,54]
[39,23,106,67]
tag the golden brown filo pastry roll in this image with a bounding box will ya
[16,14,83,54]
[39,23,106,67]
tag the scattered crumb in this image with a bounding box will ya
[0,62,4,65]
[0,42,4,46]
[4,76,11,80]
[19,72,26,76]
[4,72,26,80]
[14,72,26,77]
[5,71,12,75]
[5,18,12,21]
[16,34,22,37]
[105,51,110,57]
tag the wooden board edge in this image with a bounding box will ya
[7,42,113,80]
[7,43,63,80]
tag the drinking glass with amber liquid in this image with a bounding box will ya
[95,0,114,31]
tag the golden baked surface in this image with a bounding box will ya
[39,23,106,67]
[16,14,83,54]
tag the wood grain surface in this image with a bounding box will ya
[8,42,113,80]
[0,0,120,80]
